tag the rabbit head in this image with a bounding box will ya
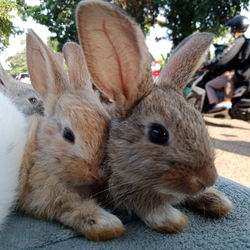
[0,63,44,116]
[77,1,217,208]
[26,29,110,186]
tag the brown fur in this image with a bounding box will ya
[77,0,233,233]
[150,214,189,234]
[185,187,234,218]
[17,31,125,241]
[107,87,217,215]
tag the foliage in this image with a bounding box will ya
[161,0,250,47]
[113,0,166,33]
[16,0,250,51]
[157,53,169,67]
[6,49,27,76]
[17,0,82,51]
[17,0,165,51]
[47,37,60,52]
[0,0,22,51]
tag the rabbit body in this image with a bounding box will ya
[76,0,233,233]
[16,31,124,241]
[0,64,44,116]
[0,92,27,229]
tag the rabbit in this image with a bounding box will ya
[16,29,125,241]
[76,0,233,233]
[0,63,44,116]
[0,92,28,229]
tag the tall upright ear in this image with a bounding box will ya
[0,63,9,87]
[76,0,153,115]
[26,29,67,98]
[157,32,213,92]
[63,42,92,91]
[54,52,65,68]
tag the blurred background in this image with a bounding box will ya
[0,1,249,187]
[0,0,250,78]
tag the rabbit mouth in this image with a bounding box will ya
[160,161,217,195]
[161,172,216,195]
[36,103,45,116]
[160,179,207,195]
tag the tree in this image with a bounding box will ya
[18,0,249,50]
[161,0,250,47]
[6,49,27,77]
[0,0,22,51]
[17,0,82,51]
[113,0,167,33]
[47,37,60,52]
[17,0,165,51]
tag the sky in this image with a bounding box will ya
[0,2,250,69]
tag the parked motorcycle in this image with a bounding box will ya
[186,44,250,121]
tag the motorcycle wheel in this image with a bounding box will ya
[229,98,250,122]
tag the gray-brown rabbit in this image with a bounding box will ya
[0,63,43,116]
[77,0,233,233]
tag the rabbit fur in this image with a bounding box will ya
[0,92,28,229]
[16,29,125,241]
[0,64,44,116]
[76,0,233,233]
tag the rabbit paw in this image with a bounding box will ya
[185,187,233,218]
[83,209,125,241]
[143,205,189,233]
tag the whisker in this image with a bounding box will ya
[101,180,158,210]
[91,180,137,198]
[101,188,142,210]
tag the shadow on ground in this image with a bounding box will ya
[211,137,250,157]
[205,120,250,130]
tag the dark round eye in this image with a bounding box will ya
[63,127,75,143]
[28,97,37,104]
[148,123,170,146]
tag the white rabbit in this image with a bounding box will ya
[0,92,27,229]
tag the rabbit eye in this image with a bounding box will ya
[148,123,169,146]
[28,97,37,104]
[63,127,75,143]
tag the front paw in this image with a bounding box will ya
[83,209,125,241]
[143,205,189,233]
[185,187,233,218]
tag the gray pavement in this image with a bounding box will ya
[204,116,250,187]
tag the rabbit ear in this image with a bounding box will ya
[63,42,92,90]
[54,52,65,68]
[26,29,67,98]
[157,32,213,92]
[77,0,153,115]
[0,63,9,87]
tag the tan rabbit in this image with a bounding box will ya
[0,63,44,116]
[16,29,125,241]
[76,0,233,234]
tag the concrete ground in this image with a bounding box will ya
[204,116,250,187]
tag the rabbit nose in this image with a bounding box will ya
[191,178,207,192]
[196,164,218,188]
